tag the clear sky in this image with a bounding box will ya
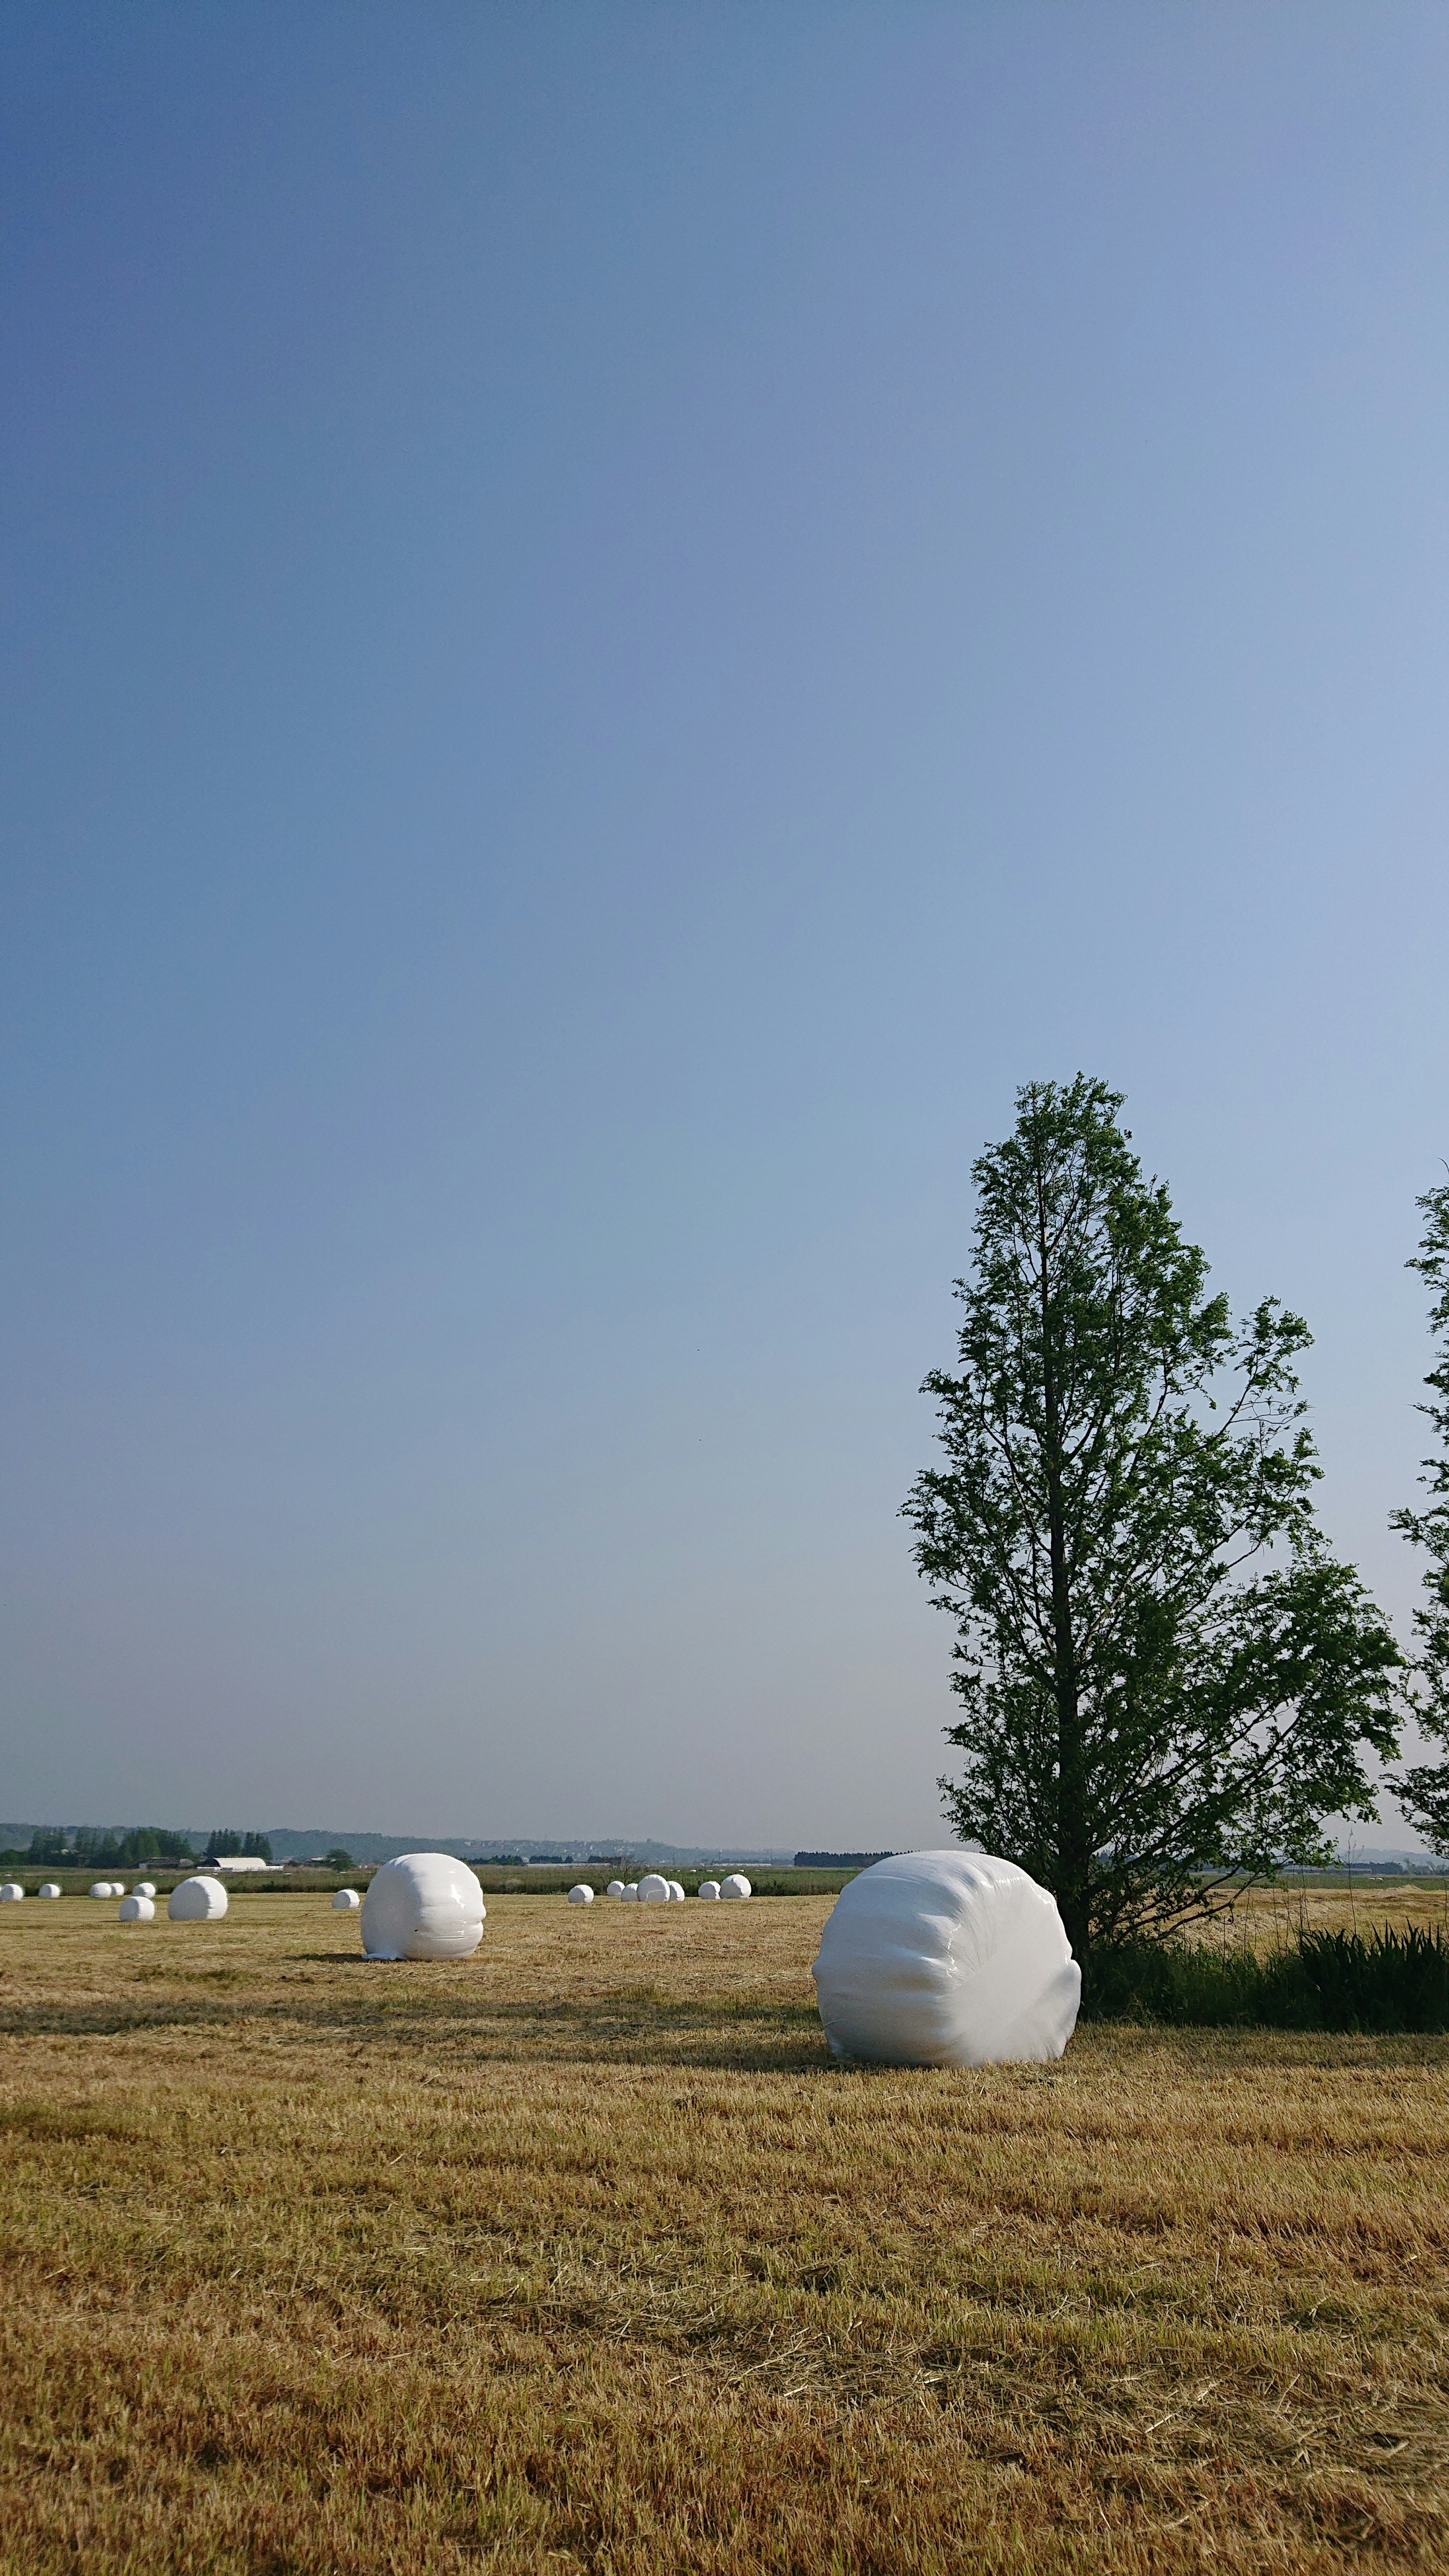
[3,3,1447,1849]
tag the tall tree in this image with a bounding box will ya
[1389,1182,1449,1852]
[903,1077,1402,1971]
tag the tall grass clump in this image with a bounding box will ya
[1087,1921,1449,2031]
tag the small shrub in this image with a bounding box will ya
[1086,1923,1449,2032]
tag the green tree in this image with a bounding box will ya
[903,1076,1403,1973]
[1389,1182,1449,1852]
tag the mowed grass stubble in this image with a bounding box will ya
[1,1893,1446,2573]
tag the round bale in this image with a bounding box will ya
[811,1850,1080,2068]
[719,1873,752,1899]
[606,1880,625,1898]
[568,1883,594,1904]
[168,1875,229,1921]
[697,1879,720,1899]
[0,1882,23,1902]
[637,1873,669,1903]
[118,1894,155,1922]
[361,1853,485,1961]
[38,1882,61,1899]
[332,1887,361,1911]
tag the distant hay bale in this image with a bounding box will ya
[37,1882,61,1899]
[89,1882,112,1900]
[620,1883,639,1901]
[0,1882,22,1901]
[360,1853,485,1961]
[332,1888,361,1910]
[666,1880,685,1901]
[811,1851,1081,2068]
[697,1880,720,1899]
[606,1880,625,1898]
[167,1875,229,1921]
[118,1894,155,1922]
[637,1873,669,1903]
[719,1873,752,1900]
[568,1883,594,1904]
[135,1881,156,1898]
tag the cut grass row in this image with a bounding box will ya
[2,1893,1448,2570]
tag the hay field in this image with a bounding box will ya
[1,1896,1446,2573]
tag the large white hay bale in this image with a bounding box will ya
[637,1873,669,1903]
[811,1851,1080,2068]
[89,1882,112,1900]
[0,1882,23,1901]
[38,1882,62,1899]
[719,1873,751,1899]
[620,1882,639,1901]
[666,1880,685,1902]
[135,1882,156,1898]
[332,1887,361,1910]
[168,1874,229,1921]
[118,1893,155,1922]
[361,1853,485,1961]
[697,1879,720,1900]
[606,1880,625,1898]
[568,1882,594,1904]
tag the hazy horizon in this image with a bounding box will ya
[4,5,1449,1851]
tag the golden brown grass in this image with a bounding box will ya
[2,1893,1447,2573]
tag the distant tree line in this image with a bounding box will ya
[204,1830,274,1863]
[906,1078,1449,1984]
[794,1852,895,1869]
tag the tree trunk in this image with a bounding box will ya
[1037,1164,1090,1967]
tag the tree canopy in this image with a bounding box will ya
[904,1076,1403,1968]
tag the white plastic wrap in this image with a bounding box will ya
[0,1882,22,1901]
[38,1882,61,1899]
[118,1893,155,1922]
[89,1882,111,1900]
[568,1883,594,1904]
[606,1880,625,1898]
[168,1874,229,1921]
[720,1873,751,1900]
[637,1873,669,1903]
[135,1881,156,1898]
[667,1880,685,1902]
[697,1879,720,1899]
[360,1853,485,1960]
[811,1851,1080,2068]
[332,1888,361,1910]
[620,1883,638,1901]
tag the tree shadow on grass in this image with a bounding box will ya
[0,1989,833,2072]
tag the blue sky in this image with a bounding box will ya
[3,3,1447,1847]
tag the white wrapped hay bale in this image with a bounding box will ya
[606,1880,625,1898]
[332,1887,361,1910]
[168,1874,229,1921]
[620,1882,639,1901]
[135,1882,156,1898]
[811,1851,1080,2068]
[360,1853,485,1960]
[697,1879,720,1900]
[666,1880,685,1902]
[38,1882,61,1899]
[568,1883,595,1904]
[719,1873,751,1899]
[0,1882,23,1901]
[89,1882,112,1900]
[637,1873,669,1903]
[118,1893,155,1922]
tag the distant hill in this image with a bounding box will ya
[0,1824,797,1868]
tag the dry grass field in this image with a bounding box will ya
[2,1893,1447,2574]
